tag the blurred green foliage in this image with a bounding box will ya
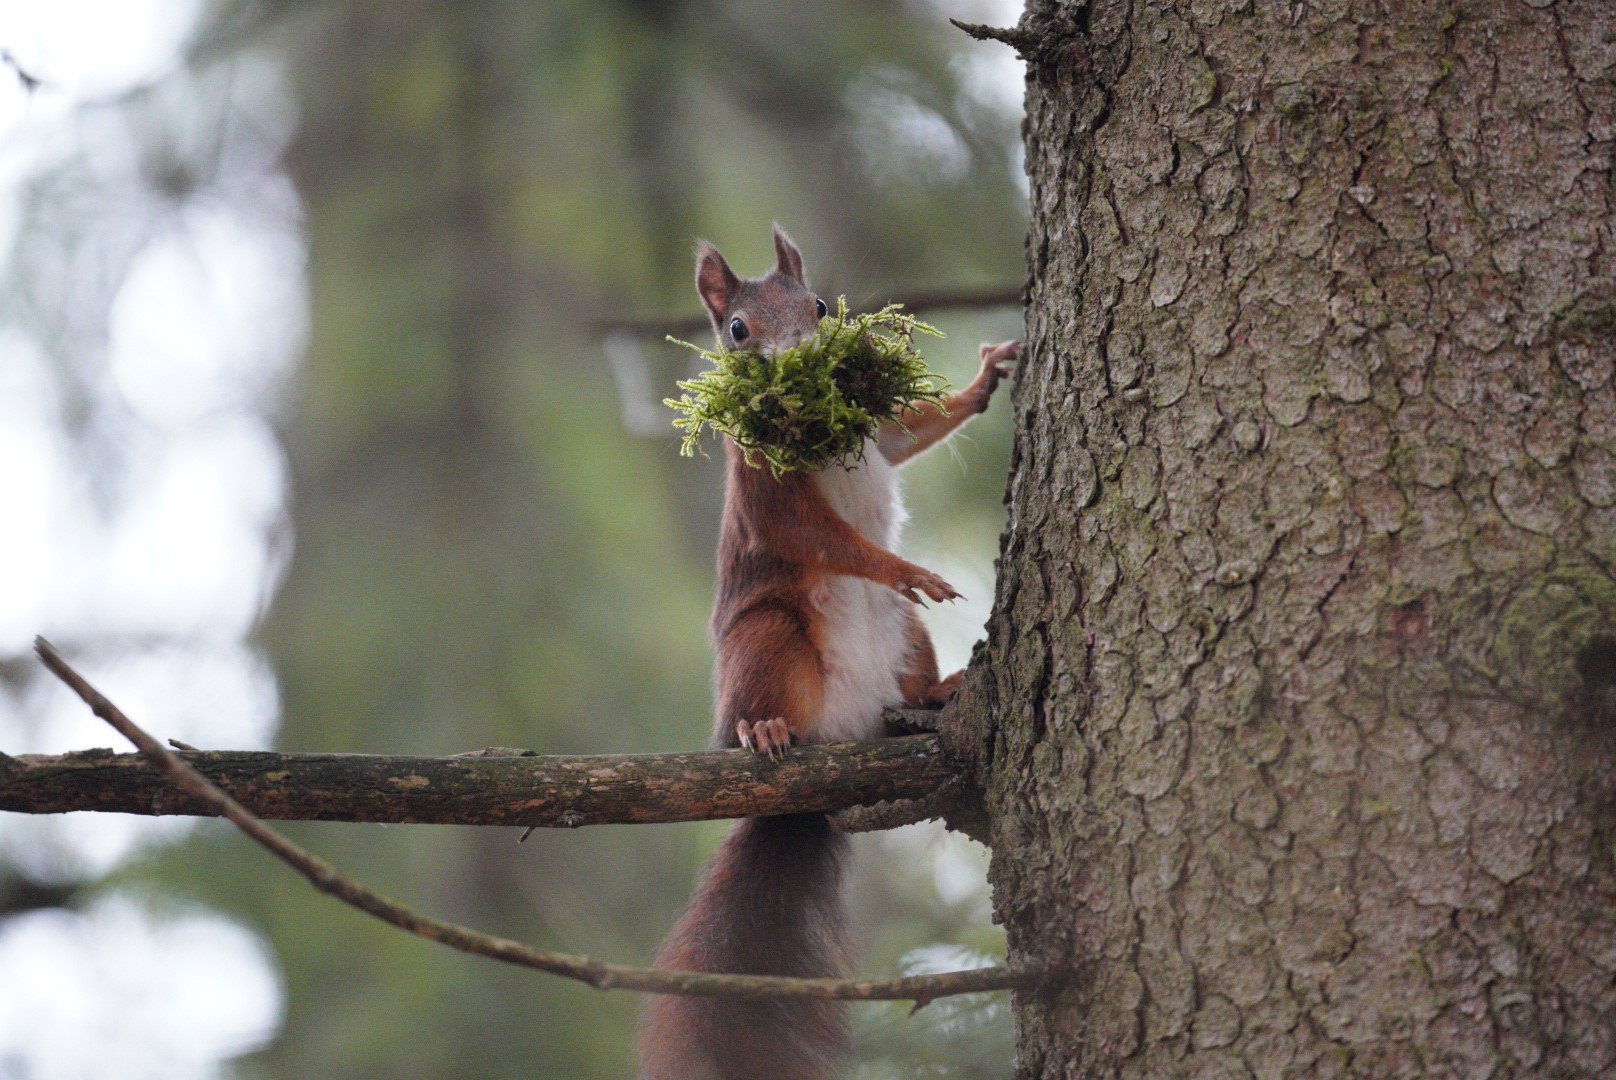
[62,0,1028,1075]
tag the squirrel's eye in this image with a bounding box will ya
[729,317,749,343]
[815,298,828,319]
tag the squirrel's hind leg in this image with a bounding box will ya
[715,605,826,754]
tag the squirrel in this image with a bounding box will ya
[637,226,1018,1080]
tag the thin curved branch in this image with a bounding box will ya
[30,637,1038,1003]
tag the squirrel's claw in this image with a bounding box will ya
[893,565,960,606]
[737,717,792,759]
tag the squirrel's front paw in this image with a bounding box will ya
[892,564,961,605]
[964,340,1020,412]
[736,717,793,759]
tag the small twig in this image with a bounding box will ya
[32,637,1037,1002]
[949,13,1089,69]
[1,50,44,93]
[949,19,1039,53]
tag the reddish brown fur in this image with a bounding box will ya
[710,440,961,748]
[637,228,1016,1080]
[897,609,959,708]
[640,814,849,1080]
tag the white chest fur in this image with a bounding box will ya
[806,442,913,743]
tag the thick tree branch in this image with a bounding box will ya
[26,638,1038,1003]
[0,735,954,828]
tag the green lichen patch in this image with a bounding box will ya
[665,298,948,475]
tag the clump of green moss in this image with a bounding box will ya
[665,298,948,475]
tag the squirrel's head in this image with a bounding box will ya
[695,225,827,356]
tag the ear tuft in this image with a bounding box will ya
[772,224,806,284]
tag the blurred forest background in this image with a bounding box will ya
[0,0,1028,1076]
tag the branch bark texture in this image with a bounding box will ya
[0,734,954,828]
[956,1,1616,1076]
[27,638,1035,1004]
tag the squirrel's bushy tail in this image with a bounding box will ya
[637,813,850,1080]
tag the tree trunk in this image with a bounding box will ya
[959,1,1616,1075]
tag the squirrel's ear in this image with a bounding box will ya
[772,224,805,284]
[695,242,739,324]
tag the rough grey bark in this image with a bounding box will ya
[948,1,1616,1075]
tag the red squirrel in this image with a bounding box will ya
[637,226,1018,1080]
